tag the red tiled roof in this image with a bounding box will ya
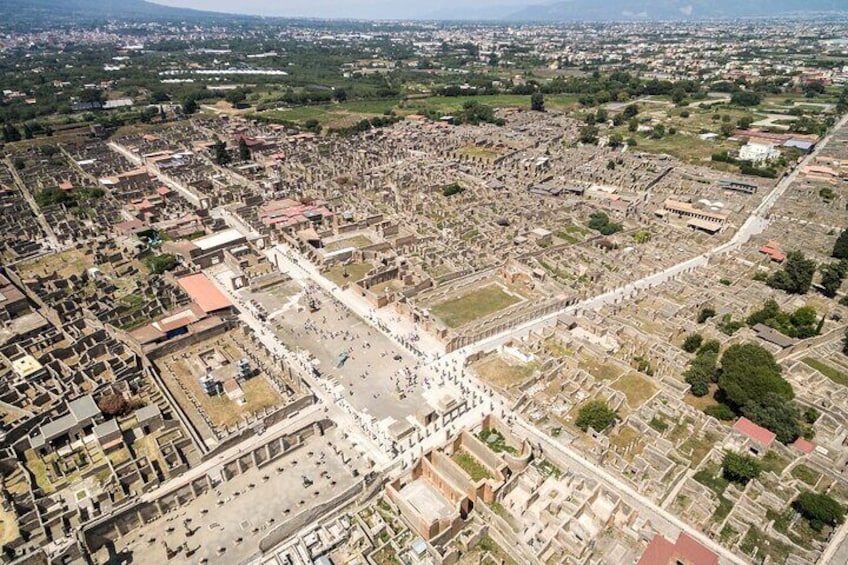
[733,417,776,447]
[638,533,718,565]
[177,273,233,314]
[792,437,815,454]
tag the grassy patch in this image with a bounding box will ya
[323,234,373,252]
[713,496,734,522]
[767,508,825,551]
[803,357,848,386]
[24,449,53,493]
[760,451,790,476]
[324,262,373,286]
[458,145,502,159]
[694,463,730,497]
[474,355,536,389]
[610,425,645,460]
[649,416,669,433]
[719,524,738,545]
[430,284,521,328]
[791,464,821,487]
[556,231,580,244]
[578,356,624,381]
[739,527,792,564]
[611,372,657,408]
[17,248,91,279]
[681,432,717,466]
[452,449,492,482]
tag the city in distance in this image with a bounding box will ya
[1,2,848,565]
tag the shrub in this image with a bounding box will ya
[442,183,465,197]
[697,307,716,323]
[682,334,704,353]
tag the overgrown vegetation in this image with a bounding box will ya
[745,299,821,339]
[586,211,622,235]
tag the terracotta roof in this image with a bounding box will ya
[177,273,233,314]
[793,437,815,454]
[733,417,776,448]
[638,532,718,565]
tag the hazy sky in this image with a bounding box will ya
[154,0,517,20]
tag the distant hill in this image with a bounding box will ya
[506,0,848,21]
[1,0,234,27]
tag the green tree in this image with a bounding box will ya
[587,211,621,235]
[575,400,617,433]
[623,104,639,118]
[718,343,792,408]
[627,117,638,132]
[833,229,848,260]
[3,123,22,143]
[722,451,762,484]
[182,98,198,115]
[608,132,624,148]
[225,89,247,108]
[793,491,846,530]
[731,90,762,107]
[746,299,781,327]
[742,393,803,443]
[820,260,848,298]
[737,116,754,129]
[595,108,608,123]
[767,251,816,294]
[684,350,718,396]
[530,92,545,112]
[213,139,230,166]
[843,328,848,357]
[682,334,703,353]
[238,138,251,161]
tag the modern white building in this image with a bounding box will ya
[739,142,780,164]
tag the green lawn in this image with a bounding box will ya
[803,357,848,386]
[791,464,821,486]
[451,449,493,482]
[430,284,521,328]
